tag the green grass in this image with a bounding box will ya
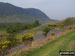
[7,31,75,56]
[19,31,75,56]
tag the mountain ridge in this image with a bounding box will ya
[0,2,53,24]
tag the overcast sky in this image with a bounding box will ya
[0,0,75,20]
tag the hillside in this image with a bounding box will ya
[10,31,75,56]
[62,17,75,26]
[54,17,75,26]
[0,2,53,24]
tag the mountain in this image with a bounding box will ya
[0,2,53,24]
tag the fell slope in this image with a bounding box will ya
[0,2,53,24]
[56,17,75,26]
[21,31,75,56]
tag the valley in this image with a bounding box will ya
[0,2,75,56]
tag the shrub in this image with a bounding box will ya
[24,24,32,29]
[3,41,11,45]
[51,32,55,35]
[43,32,47,37]
[6,26,14,33]
[73,25,75,29]
[0,42,2,49]
[0,41,11,54]
[33,20,40,27]
[3,41,11,49]
[22,33,34,42]
[6,22,40,34]
[43,26,52,37]
[6,34,18,47]
[43,27,50,33]
[6,23,24,33]
[0,42,3,54]
[2,45,8,50]
[48,24,56,27]
[69,27,72,30]
[60,24,64,29]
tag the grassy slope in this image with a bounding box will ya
[56,17,75,26]
[21,31,75,56]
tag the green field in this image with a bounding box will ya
[19,31,75,56]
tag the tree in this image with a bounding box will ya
[12,23,24,31]
[6,26,14,33]
[24,24,33,29]
[43,26,51,37]
[6,23,24,33]
[33,20,40,27]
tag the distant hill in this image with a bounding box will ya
[55,17,75,26]
[0,2,53,24]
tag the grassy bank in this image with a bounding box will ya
[11,31,75,56]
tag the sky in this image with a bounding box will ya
[0,0,75,20]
